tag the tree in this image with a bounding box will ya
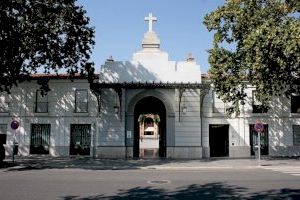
[204,0,300,115]
[0,0,95,93]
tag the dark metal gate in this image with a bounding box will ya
[30,124,50,154]
[70,124,91,155]
[250,124,269,155]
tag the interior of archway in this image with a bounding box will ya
[134,96,166,158]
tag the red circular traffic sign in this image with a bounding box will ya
[254,121,264,132]
[11,120,19,130]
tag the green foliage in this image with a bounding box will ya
[0,0,95,93]
[153,114,160,124]
[138,114,160,124]
[138,114,146,123]
[204,0,300,115]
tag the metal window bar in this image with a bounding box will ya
[293,125,300,146]
[70,124,91,155]
[30,124,50,154]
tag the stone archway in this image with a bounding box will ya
[126,90,175,158]
[134,96,166,158]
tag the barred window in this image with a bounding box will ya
[70,124,91,155]
[75,89,88,113]
[293,125,300,146]
[30,124,51,154]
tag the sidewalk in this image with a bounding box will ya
[2,156,300,171]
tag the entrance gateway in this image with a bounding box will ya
[209,124,229,157]
[134,96,166,158]
[95,13,205,159]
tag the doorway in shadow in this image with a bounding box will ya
[209,124,229,157]
[134,96,166,158]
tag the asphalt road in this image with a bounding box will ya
[0,167,299,200]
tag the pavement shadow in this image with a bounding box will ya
[61,183,300,200]
[3,157,201,172]
[2,156,300,172]
[0,161,17,169]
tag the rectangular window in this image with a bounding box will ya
[291,95,300,113]
[0,124,6,134]
[30,124,50,154]
[212,91,225,113]
[0,96,9,113]
[35,90,48,113]
[293,125,300,146]
[75,89,88,113]
[252,90,268,113]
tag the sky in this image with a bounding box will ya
[76,0,225,73]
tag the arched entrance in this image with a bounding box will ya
[134,96,166,158]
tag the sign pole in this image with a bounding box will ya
[10,120,19,164]
[258,131,261,166]
[254,120,264,167]
[12,137,15,164]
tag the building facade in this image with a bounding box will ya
[0,13,300,159]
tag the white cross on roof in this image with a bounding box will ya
[145,13,157,32]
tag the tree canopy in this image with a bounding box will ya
[204,0,300,115]
[0,0,95,93]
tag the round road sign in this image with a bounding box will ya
[11,120,19,130]
[254,121,264,132]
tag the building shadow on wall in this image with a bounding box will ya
[61,183,300,200]
[100,61,159,83]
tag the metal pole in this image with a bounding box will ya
[12,138,15,164]
[258,131,261,166]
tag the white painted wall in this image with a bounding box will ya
[1,80,299,158]
[0,79,99,157]
[202,86,300,157]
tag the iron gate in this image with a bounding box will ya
[250,124,269,155]
[30,124,51,154]
[70,124,91,155]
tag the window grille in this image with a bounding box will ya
[30,124,50,154]
[293,125,300,146]
[70,124,91,155]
